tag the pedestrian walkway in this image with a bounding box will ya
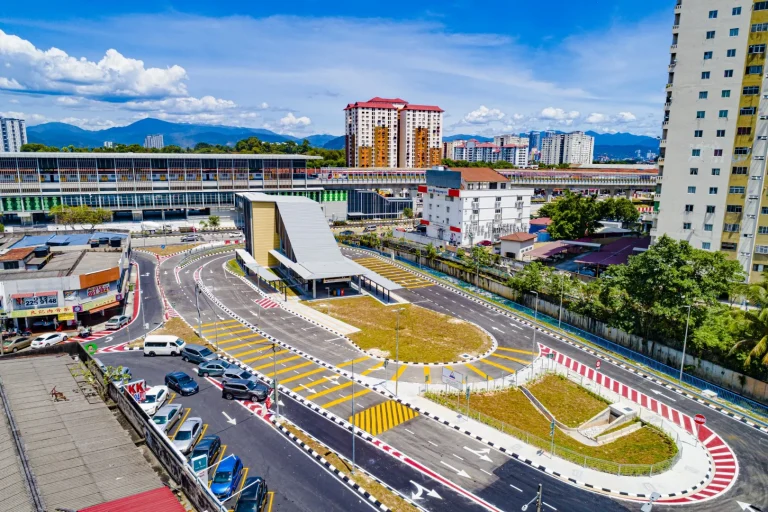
[352,257,433,289]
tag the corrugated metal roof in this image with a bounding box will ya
[78,487,185,512]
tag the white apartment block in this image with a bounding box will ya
[653,0,768,282]
[398,105,443,168]
[0,118,27,153]
[143,134,164,149]
[419,166,532,246]
[443,139,466,159]
[452,139,529,167]
[541,131,595,165]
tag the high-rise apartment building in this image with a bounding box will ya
[344,97,443,168]
[443,139,466,159]
[0,117,27,153]
[540,131,595,165]
[143,134,164,149]
[452,138,529,167]
[654,0,768,282]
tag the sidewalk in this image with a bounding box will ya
[281,301,360,336]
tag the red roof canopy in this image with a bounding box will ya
[401,104,444,112]
[78,487,185,512]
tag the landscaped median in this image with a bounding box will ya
[425,374,679,476]
[226,258,245,277]
[304,296,492,363]
[141,243,202,256]
[127,317,214,350]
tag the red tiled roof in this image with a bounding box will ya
[0,246,35,262]
[500,232,537,242]
[344,101,399,110]
[78,487,185,512]
[530,217,552,226]
[401,104,444,112]
[369,97,408,104]
[450,167,509,183]
[475,143,498,148]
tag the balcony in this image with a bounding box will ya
[666,83,674,89]
[672,25,679,31]
[658,157,665,164]
[660,139,667,147]
[675,3,682,11]
[663,120,670,126]
[670,44,678,50]
[656,175,663,183]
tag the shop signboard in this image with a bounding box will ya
[87,284,111,297]
[77,294,118,312]
[11,306,74,318]
[16,295,58,308]
[58,312,75,321]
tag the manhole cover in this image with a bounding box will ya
[460,353,472,360]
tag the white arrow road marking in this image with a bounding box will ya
[491,326,505,334]
[509,323,523,330]
[737,501,762,511]
[440,460,470,478]
[299,384,317,393]
[463,446,493,462]
[222,411,237,425]
[105,336,113,342]
[409,481,442,501]
[324,375,341,383]
[650,390,677,402]
[141,273,150,277]
[163,271,168,275]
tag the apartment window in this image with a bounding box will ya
[704,51,713,60]
[725,69,734,77]
[690,167,699,175]
[714,149,723,156]
[702,242,711,250]
[733,7,742,15]
[709,10,718,18]
[734,147,751,155]
[730,28,740,36]
[722,242,738,251]
[723,223,740,232]
[704,224,714,231]
[702,71,711,79]
[696,111,706,119]
[717,130,726,137]
[727,49,737,57]
[712,168,721,175]
[706,30,716,39]
[694,130,703,138]
[755,264,766,272]
[730,186,746,193]
[752,23,768,32]
[688,186,697,194]
[719,110,728,118]
[762,206,768,214]
[683,222,692,230]
[722,89,731,97]
[749,44,766,54]
[709,187,718,194]
[699,91,708,99]
[757,245,768,254]
[692,149,701,157]
[743,86,760,95]
[737,126,752,135]
[706,205,716,213]
[733,166,748,174]
[685,204,694,212]
[746,65,763,75]
[727,205,743,213]
[741,106,756,115]
[759,226,768,235]
[756,2,768,10]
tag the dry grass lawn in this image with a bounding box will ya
[304,296,491,363]
[128,317,213,349]
[427,386,677,467]
[527,374,609,427]
[142,243,202,256]
[226,258,245,277]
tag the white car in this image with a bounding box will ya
[30,332,68,348]
[139,385,170,416]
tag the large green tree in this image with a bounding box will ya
[537,191,640,240]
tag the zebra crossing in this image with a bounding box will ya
[254,297,281,309]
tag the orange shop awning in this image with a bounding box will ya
[88,301,121,314]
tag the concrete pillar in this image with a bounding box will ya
[161,209,166,221]
[312,279,316,299]
[132,210,143,222]
[625,189,633,200]
[546,189,555,202]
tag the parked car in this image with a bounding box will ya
[339,230,355,237]
[211,454,245,501]
[30,332,67,348]
[144,335,186,357]
[152,403,183,433]
[190,435,222,465]
[105,315,130,330]
[2,336,30,354]
[181,234,203,242]
[165,371,199,396]
[139,385,170,415]
[363,225,378,233]
[234,476,269,512]
[222,379,270,402]
[476,240,493,247]
[172,417,204,454]
[181,344,218,364]
[198,360,233,378]
[221,367,257,385]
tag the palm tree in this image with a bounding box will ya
[730,307,768,366]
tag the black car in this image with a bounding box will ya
[222,379,270,402]
[190,434,222,466]
[234,476,269,512]
[165,371,199,396]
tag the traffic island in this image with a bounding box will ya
[142,243,202,256]
[303,296,493,363]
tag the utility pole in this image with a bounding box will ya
[351,355,356,475]
[195,284,202,336]
[272,343,280,420]
[537,484,543,512]
[558,277,564,329]
[679,305,692,381]
[531,290,539,356]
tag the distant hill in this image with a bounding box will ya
[26,118,342,149]
[323,135,345,150]
[443,134,493,142]
[441,131,658,148]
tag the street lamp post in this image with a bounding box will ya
[272,343,280,420]
[195,284,202,336]
[679,305,692,381]
[558,278,565,329]
[394,308,404,395]
[531,291,539,356]
[351,355,356,475]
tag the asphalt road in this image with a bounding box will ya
[96,351,381,512]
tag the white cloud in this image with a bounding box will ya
[260,102,269,109]
[0,110,50,125]
[279,112,311,127]
[616,111,637,122]
[462,105,506,125]
[122,95,236,113]
[585,111,638,125]
[60,117,120,130]
[540,107,580,121]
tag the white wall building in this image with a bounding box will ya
[143,134,164,149]
[103,141,114,148]
[541,131,594,165]
[452,139,529,167]
[443,139,466,159]
[419,166,532,246]
[398,104,443,169]
[0,118,27,153]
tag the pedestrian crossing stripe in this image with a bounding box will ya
[481,358,517,374]
[205,328,252,338]
[464,363,489,380]
[492,353,531,365]
[223,340,268,351]
[322,388,371,409]
[349,400,419,436]
[253,355,302,371]
[390,363,408,381]
[230,346,272,358]
[241,349,288,363]
[496,347,536,356]
[301,361,384,396]
[201,319,239,327]
[201,322,240,332]
[281,367,328,385]
[263,360,315,378]
[217,333,264,345]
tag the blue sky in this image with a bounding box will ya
[0,0,672,137]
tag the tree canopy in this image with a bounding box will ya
[50,205,112,231]
[537,191,641,240]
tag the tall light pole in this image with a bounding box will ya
[272,342,280,420]
[679,305,692,381]
[394,308,404,395]
[140,290,146,329]
[195,283,202,336]
[351,355,356,475]
[531,291,539,357]
[558,276,565,329]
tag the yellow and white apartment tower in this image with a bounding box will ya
[654,0,768,282]
[344,97,443,168]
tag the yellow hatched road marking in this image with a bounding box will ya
[202,324,247,334]
[217,334,265,345]
[321,388,370,409]
[482,358,517,374]
[284,367,328,386]
[338,356,370,368]
[253,355,302,371]
[306,381,351,400]
[224,341,265,352]
[264,360,314,378]
[212,328,253,339]
[464,363,489,380]
[349,400,419,436]
[292,357,372,391]
[496,347,536,356]
[241,349,289,363]
[202,319,238,327]
[231,346,272,358]
[492,353,530,365]
[390,364,408,381]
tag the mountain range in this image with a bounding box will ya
[26,119,658,155]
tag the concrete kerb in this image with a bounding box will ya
[221,259,500,368]
[350,247,768,435]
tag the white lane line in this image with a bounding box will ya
[480,468,493,476]
[452,453,464,461]
[509,324,524,330]
[544,503,556,510]
[428,440,439,447]
[404,428,415,435]
[509,484,523,492]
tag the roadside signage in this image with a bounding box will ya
[442,368,464,390]
[465,386,470,400]
[191,454,208,487]
[596,360,601,369]
[694,414,706,426]
[161,245,166,250]
[125,379,147,402]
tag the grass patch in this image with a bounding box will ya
[128,317,213,350]
[142,243,202,256]
[426,387,678,468]
[304,296,492,363]
[281,422,415,512]
[599,417,642,438]
[226,258,245,277]
[527,374,609,428]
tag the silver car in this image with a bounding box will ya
[221,367,257,385]
[152,403,183,434]
[172,417,203,454]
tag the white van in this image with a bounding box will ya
[143,335,186,357]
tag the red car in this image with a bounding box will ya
[476,240,493,247]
